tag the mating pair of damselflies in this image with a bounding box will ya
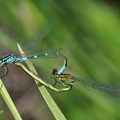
[1,20,120,101]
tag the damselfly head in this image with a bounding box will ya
[51,68,58,75]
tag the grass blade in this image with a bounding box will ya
[0,80,22,120]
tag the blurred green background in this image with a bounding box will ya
[0,0,120,120]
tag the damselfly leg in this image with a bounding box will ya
[0,63,9,88]
[1,65,9,80]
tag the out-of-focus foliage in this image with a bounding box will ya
[0,0,120,120]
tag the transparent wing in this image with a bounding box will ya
[20,19,55,55]
[73,76,120,100]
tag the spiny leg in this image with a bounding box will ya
[1,65,9,80]
[0,65,9,89]
[51,78,57,86]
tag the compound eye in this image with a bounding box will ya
[51,68,58,75]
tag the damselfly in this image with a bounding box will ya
[51,55,120,100]
[0,20,64,79]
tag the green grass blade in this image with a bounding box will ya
[0,80,22,120]
[17,44,66,120]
